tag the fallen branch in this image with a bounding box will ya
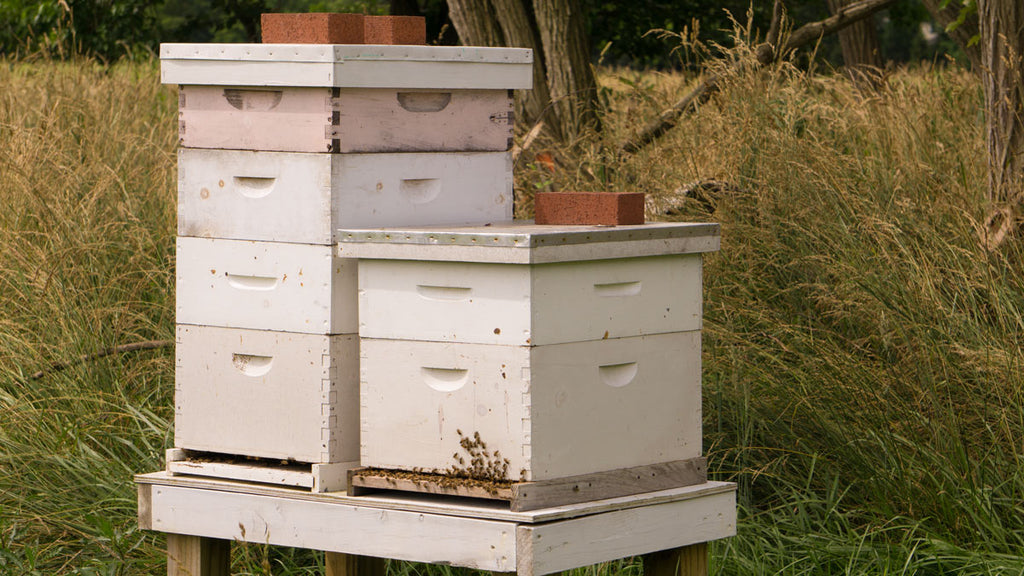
[618,0,897,155]
[29,339,172,380]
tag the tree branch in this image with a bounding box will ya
[618,0,896,155]
[29,340,172,380]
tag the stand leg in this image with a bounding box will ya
[325,552,388,576]
[642,543,707,576]
[166,534,231,576]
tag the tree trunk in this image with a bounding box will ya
[532,0,599,139]
[490,0,557,139]
[979,0,1024,204]
[827,0,882,74]
[445,0,598,142]
[446,0,505,47]
[920,0,982,71]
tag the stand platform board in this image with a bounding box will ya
[137,472,736,576]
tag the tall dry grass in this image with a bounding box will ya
[516,48,1024,572]
[0,58,178,574]
[2,47,1023,574]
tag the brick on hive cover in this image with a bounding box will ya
[364,15,427,45]
[534,191,645,225]
[261,13,364,44]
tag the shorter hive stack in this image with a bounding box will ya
[340,219,719,510]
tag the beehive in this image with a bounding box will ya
[337,222,720,482]
[162,42,532,487]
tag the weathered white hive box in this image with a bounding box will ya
[176,237,357,334]
[175,324,359,464]
[177,148,513,244]
[337,222,720,482]
[161,44,532,153]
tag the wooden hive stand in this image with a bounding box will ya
[138,472,735,576]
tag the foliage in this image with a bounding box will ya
[0,0,389,60]
[584,0,964,69]
[0,0,969,67]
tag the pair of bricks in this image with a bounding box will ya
[262,13,426,45]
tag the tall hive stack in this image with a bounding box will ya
[161,18,533,492]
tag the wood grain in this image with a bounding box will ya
[137,484,153,531]
[137,471,736,524]
[349,469,514,500]
[349,458,706,512]
[511,458,707,512]
[325,553,388,576]
[642,544,707,576]
[166,534,230,576]
[150,484,517,571]
[516,490,733,576]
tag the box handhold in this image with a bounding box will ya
[534,191,645,226]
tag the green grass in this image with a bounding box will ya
[2,47,1024,574]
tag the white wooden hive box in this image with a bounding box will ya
[339,222,721,345]
[176,237,357,334]
[359,332,703,481]
[175,324,359,464]
[177,149,513,244]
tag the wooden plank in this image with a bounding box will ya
[335,222,721,265]
[179,86,335,153]
[168,448,355,493]
[642,544,708,576]
[159,44,534,89]
[137,471,736,524]
[528,333,703,480]
[510,458,707,512]
[163,60,533,89]
[149,484,517,571]
[178,86,512,153]
[349,468,514,500]
[325,553,388,576]
[159,43,533,65]
[515,489,735,576]
[349,459,706,512]
[166,534,230,576]
[137,484,153,531]
[333,89,512,153]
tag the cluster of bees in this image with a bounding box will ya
[445,429,513,482]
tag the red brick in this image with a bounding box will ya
[261,13,365,44]
[534,192,645,225]
[364,15,427,45]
